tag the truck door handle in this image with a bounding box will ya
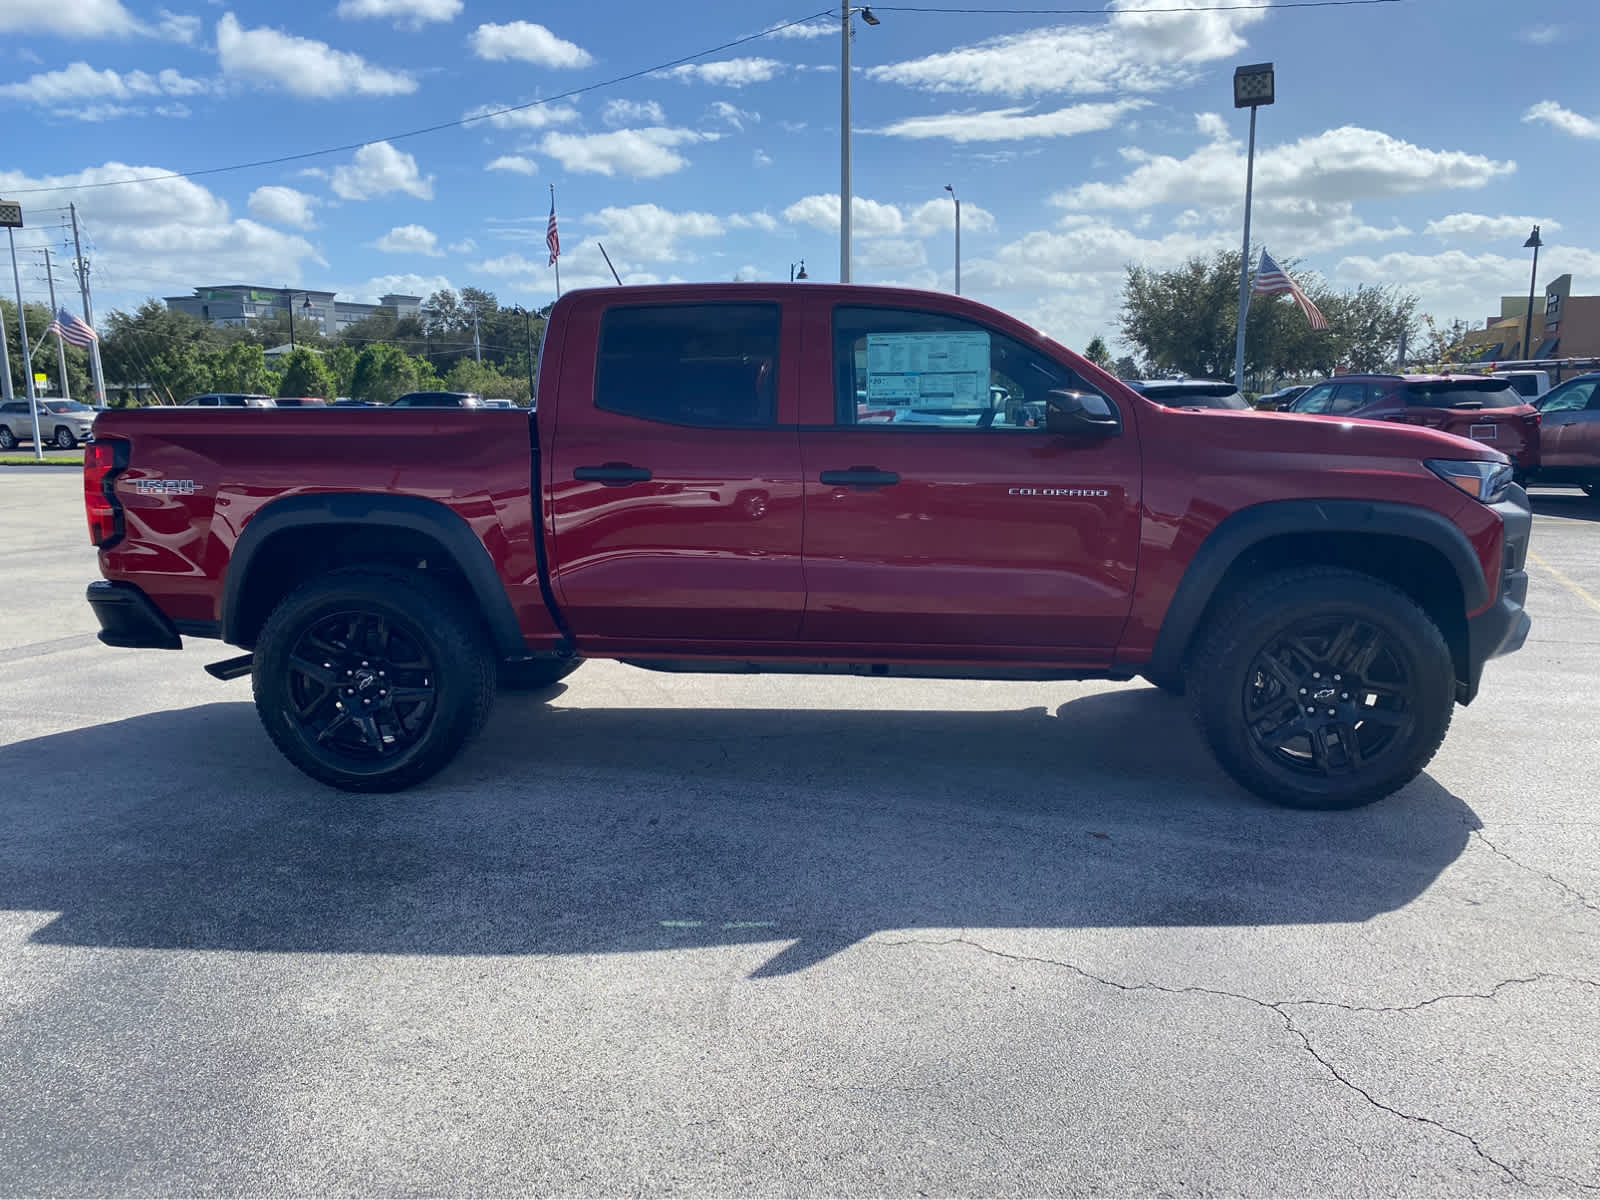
[819,468,900,489]
[573,464,652,486]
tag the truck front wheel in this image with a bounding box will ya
[1186,567,1455,810]
[252,569,496,792]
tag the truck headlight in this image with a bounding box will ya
[1426,459,1514,504]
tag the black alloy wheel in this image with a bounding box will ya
[1187,567,1454,809]
[252,569,495,791]
[1241,617,1414,780]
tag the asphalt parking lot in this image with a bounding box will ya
[1,467,1596,1196]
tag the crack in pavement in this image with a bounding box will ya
[1471,828,1600,915]
[877,936,1600,1192]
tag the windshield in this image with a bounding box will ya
[1405,381,1524,409]
[1139,383,1250,410]
[42,401,94,414]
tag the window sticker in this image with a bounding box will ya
[865,331,990,410]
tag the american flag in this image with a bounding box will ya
[1252,250,1328,331]
[546,190,560,266]
[45,307,99,346]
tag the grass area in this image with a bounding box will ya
[0,452,82,466]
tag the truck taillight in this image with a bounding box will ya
[84,438,129,547]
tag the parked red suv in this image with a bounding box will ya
[1286,375,1541,477]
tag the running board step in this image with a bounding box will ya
[204,653,254,681]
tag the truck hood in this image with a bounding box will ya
[1163,406,1509,465]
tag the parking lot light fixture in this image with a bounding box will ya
[840,4,881,284]
[1522,225,1543,361]
[1231,61,1275,392]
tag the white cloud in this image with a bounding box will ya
[373,224,443,256]
[487,155,538,175]
[337,0,461,29]
[1523,101,1599,140]
[752,149,773,168]
[0,163,322,309]
[868,0,1268,98]
[469,21,593,67]
[248,185,320,230]
[1424,213,1562,241]
[330,141,433,200]
[581,203,725,263]
[539,127,708,178]
[879,100,1145,143]
[906,198,996,236]
[728,212,779,232]
[602,98,666,127]
[657,58,784,87]
[0,61,209,104]
[54,104,141,121]
[708,100,758,130]
[337,273,455,305]
[447,238,476,254]
[1059,124,1515,211]
[463,102,580,131]
[765,19,831,39]
[0,0,143,36]
[156,9,200,43]
[472,252,545,276]
[216,13,417,97]
[855,240,928,272]
[1194,111,1229,140]
[1334,248,1600,316]
[1518,24,1562,45]
[783,194,904,237]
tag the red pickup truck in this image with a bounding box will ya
[83,284,1532,810]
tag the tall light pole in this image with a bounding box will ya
[1231,61,1274,392]
[512,305,536,404]
[3,198,43,459]
[944,184,961,295]
[840,4,879,284]
[1520,225,1543,362]
[281,289,314,350]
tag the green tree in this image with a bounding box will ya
[350,343,421,404]
[204,342,274,394]
[100,300,222,404]
[1082,335,1115,372]
[1112,354,1140,380]
[276,348,336,399]
[2,299,94,400]
[445,358,529,404]
[324,344,359,398]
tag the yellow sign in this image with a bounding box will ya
[34,374,48,387]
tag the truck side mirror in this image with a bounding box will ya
[1045,389,1122,437]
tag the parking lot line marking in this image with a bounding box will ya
[1527,550,1600,615]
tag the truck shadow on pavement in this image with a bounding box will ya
[0,686,1480,976]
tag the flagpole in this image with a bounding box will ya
[1232,103,1258,392]
[43,248,70,401]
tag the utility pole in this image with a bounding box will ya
[41,247,70,400]
[473,309,482,363]
[69,203,106,405]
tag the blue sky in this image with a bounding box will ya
[2,0,1596,354]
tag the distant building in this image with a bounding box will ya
[164,285,422,338]
[1460,274,1600,363]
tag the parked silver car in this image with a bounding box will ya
[180,393,277,408]
[0,399,98,449]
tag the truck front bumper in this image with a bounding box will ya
[1459,486,1532,703]
[87,580,182,650]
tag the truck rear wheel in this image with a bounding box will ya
[252,569,496,792]
[1186,567,1454,810]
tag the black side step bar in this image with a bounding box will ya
[204,653,254,681]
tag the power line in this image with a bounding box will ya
[6,8,836,197]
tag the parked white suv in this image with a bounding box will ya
[1492,370,1550,400]
[0,399,98,449]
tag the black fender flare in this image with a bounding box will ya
[1145,499,1488,681]
[220,492,529,658]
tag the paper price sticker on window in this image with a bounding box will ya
[866,331,989,409]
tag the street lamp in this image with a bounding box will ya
[840,4,880,284]
[790,260,808,282]
[1231,61,1274,392]
[1521,225,1543,362]
[944,184,961,295]
[512,305,537,405]
[282,289,315,350]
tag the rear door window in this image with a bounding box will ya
[1405,382,1524,409]
[1328,382,1369,414]
[595,304,780,428]
[1292,384,1335,413]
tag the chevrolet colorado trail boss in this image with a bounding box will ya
[83,285,1532,809]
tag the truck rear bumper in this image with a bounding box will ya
[87,580,183,650]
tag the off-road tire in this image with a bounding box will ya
[499,658,582,691]
[1186,567,1454,810]
[252,568,496,792]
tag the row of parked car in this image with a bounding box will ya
[1138,370,1600,496]
[175,392,521,409]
